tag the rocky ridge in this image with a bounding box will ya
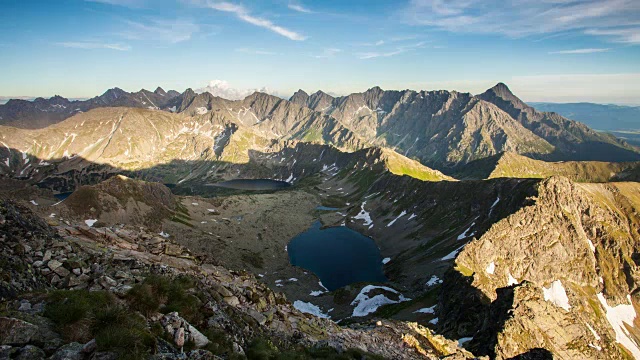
[0,198,474,359]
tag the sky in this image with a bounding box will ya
[0,0,639,104]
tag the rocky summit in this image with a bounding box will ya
[0,83,639,360]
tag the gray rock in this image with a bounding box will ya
[15,345,45,360]
[46,260,62,271]
[48,342,83,360]
[223,296,239,307]
[81,339,96,354]
[173,327,185,348]
[0,318,38,346]
[246,308,267,325]
[98,276,117,289]
[53,266,70,278]
[18,301,32,312]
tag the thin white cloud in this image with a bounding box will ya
[288,2,312,14]
[313,48,341,58]
[357,41,426,59]
[120,18,199,43]
[196,80,277,100]
[202,1,307,41]
[358,49,405,59]
[549,48,610,54]
[402,0,640,43]
[56,41,131,51]
[585,27,640,44]
[85,0,145,7]
[236,47,276,55]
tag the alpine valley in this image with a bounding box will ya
[1,83,640,360]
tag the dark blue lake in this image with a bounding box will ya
[209,179,291,191]
[54,192,73,201]
[288,222,387,291]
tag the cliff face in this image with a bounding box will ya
[438,176,640,359]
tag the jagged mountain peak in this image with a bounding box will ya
[480,82,527,109]
[364,85,384,95]
[291,89,309,98]
[154,86,167,96]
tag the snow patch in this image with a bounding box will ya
[507,272,518,286]
[350,285,410,317]
[458,337,473,347]
[293,300,331,319]
[542,280,571,311]
[159,231,170,238]
[382,257,391,265]
[354,201,373,227]
[29,200,38,206]
[488,196,500,216]
[414,305,436,314]
[85,219,98,227]
[408,213,417,220]
[386,210,407,227]
[597,293,640,358]
[429,317,439,325]
[486,262,495,275]
[457,222,476,240]
[442,244,465,261]
[426,275,443,287]
[586,322,601,341]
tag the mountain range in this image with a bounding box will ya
[2,82,640,359]
[1,83,639,174]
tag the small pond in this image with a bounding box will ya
[54,192,73,201]
[209,179,291,191]
[288,222,387,291]
[316,206,339,211]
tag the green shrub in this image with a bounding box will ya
[44,290,115,327]
[126,274,203,324]
[44,290,156,359]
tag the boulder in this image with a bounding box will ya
[48,342,83,360]
[15,345,45,360]
[0,318,38,346]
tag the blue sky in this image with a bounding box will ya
[1,0,639,103]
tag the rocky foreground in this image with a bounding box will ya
[0,199,473,360]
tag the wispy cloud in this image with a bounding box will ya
[357,50,404,59]
[236,47,276,55]
[85,0,146,8]
[288,2,312,14]
[312,48,341,58]
[402,0,640,43]
[119,18,199,43]
[357,41,428,59]
[200,1,307,41]
[56,41,131,51]
[549,48,610,54]
[358,35,420,47]
[585,27,640,44]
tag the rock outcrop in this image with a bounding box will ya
[438,177,640,359]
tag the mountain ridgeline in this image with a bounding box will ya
[1,83,640,360]
[1,83,638,174]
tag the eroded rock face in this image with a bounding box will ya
[438,176,640,359]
